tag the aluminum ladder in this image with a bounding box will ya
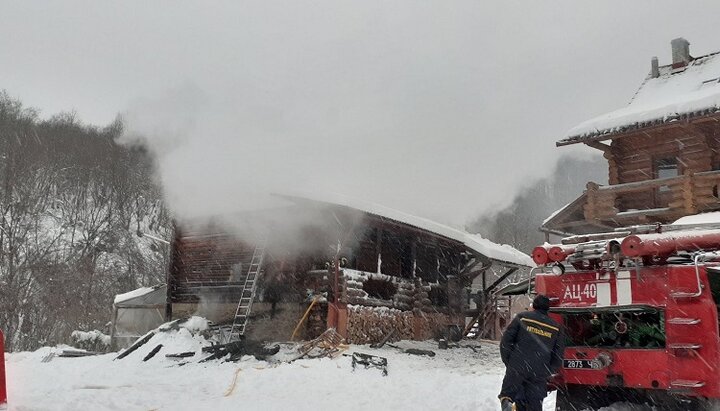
[228,239,267,342]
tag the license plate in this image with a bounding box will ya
[563,359,600,369]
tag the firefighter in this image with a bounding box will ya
[498,294,565,411]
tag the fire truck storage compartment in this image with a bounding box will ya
[553,306,665,349]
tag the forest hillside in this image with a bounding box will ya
[0,91,170,351]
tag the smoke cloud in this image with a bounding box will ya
[5,1,720,227]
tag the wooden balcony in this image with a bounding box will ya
[584,170,720,224]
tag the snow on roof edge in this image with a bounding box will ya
[282,192,533,267]
[673,211,720,225]
[561,51,720,143]
[114,285,163,304]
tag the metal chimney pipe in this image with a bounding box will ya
[651,56,659,78]
[671,38,690,66]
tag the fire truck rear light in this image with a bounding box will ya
[671,379,705,388]
[668,318,701,325]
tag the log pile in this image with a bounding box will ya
[346,306,459,343]
[346,305,414,344]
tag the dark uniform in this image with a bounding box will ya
[499,295,564,411]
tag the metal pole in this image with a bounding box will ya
[0,329,7,408]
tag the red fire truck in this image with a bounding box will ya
[531,223,720,410]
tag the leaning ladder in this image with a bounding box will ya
[228,239,267,341]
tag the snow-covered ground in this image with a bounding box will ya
[3,323,648,411]
[5,331,555,411]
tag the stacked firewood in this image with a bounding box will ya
[346,305,415,344]
[346,306,460,343]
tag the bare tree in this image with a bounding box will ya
[0,91,171,350]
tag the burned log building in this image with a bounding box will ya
[166,196,531,344]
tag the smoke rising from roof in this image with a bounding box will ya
[5,1,720,226]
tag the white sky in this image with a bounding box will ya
[3,1,720,226]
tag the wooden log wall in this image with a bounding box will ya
[341,269,418,311]
[413,278,435,314]
[694,172,720,211]
[169,233,254,303]
[705,123,720,169]
[609,125,713,212]
[340,269,455,314]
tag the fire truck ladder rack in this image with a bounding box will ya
[226,239,267,343]
[665,253,708,391]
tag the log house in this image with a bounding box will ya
[544,38,720,236]
[166,195,531,343]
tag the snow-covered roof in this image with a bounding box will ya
[560,51,720,145]
[673,211,720,226]
[542,201,573,226]
[114,284,166,305]
[284,193,533,267]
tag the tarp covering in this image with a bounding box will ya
[111,284,167,349]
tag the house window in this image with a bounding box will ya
[655,157,678,192]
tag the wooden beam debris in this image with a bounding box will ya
[369,328,396,349]
[115,331,156,360]
[165,352,196,359]
[143,344,164,362]
[58,350,102,358]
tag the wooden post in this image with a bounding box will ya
[683,174,697,215]
[584,182,599,221]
